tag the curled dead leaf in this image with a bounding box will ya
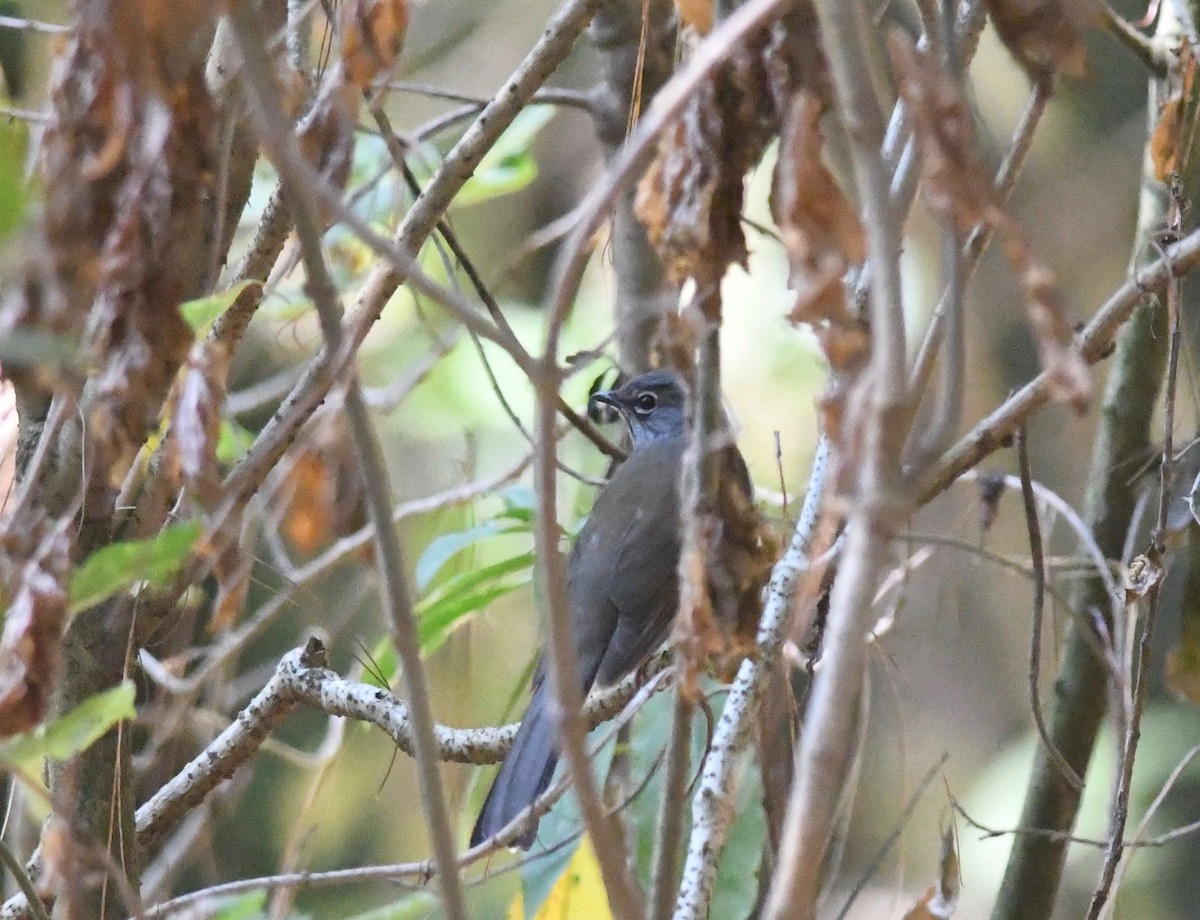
[771,90,865,287]
[1125,551,1165,601]
[1150,41,1198,182]
[342,0,409,90]
[984,0,1099,79]
[889,32,1004,232]
[173,339,230,507]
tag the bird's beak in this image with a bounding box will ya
[589,389,624,424]
[589,389,620,410]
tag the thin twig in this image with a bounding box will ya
[1016,426,1085,792]
[1085,187,1186,920]
[673,435,832,920]
[918,223,1200,505]
[226,10,469,915]
[764,0,913,912]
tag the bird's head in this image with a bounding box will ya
[590,370,687,450]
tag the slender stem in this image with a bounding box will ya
[1016,426,1084,791]
[1085,189,1185,920]
[673,436,832,920]
[223,9,468,918]
[764,0,911,914]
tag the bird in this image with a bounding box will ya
[470,370,688,849]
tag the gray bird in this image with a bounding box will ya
[470,370,687,849]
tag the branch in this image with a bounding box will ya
[224,9,467,914]
[673,436,832,920]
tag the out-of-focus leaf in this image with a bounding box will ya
[342,891,437,920]
[178,281,260,335]
[1150,42,1199,182]
[771,90,865,332]
[984,0,1099,80]
[892,30,1090,413]
[342,0,409,90]
[209,891,267,920]
[0,118,28,241]
[68,520,202,616]
[676,0,713,33]
[455,106,555,207]
[416,519,530,591]
[508,836,613,920]
[902,828,960,919]
[173,338,230,503]
[0,682,135,773]
[420,583,525,657]
[282,423,368,558]
[216,419,256,465]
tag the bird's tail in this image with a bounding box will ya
[470,680,558,849]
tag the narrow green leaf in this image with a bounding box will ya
[418,583,521,656]
[418,552,535,612]
[415,520,526,591]
[0,682,135,771]
[178,280,259,334]
[0,119,28,240]
[68,520,202,615]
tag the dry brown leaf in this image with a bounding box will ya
[637,6,829,285]
[1167,632,1200,703]
[1019,263,1091,411]
[1125,551,1165,601]
[281,417,369,559]
[0,520,70,736]
[210,541,252,634]
[890,32,1004,232]
[902,828,960,920]
[771,89,865,308]
[676,0,713,34]
[342,0,409,90]
[984,0,1099,79]
[1150,42,1199,182]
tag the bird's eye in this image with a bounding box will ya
[634,391,658,413]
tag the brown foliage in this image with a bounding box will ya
[636,5,829,286]
[984,0,1099,80]
[1150,42,1199,182]
[892,31,1091,412]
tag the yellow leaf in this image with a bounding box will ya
[507,836,614,920]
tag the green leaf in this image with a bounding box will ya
[415,519,527,591]
[216,419,256,465]
[178,281,260,334]
[419,584,518,656]
[339,892,437,920]
[0,118,28,241]
[209,891,268,920]
[0,682,135,772]
[68,520,202,615]
[454,106,555,208]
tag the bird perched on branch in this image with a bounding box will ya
[470,370,688,849]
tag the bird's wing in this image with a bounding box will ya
[581,436,683,687]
